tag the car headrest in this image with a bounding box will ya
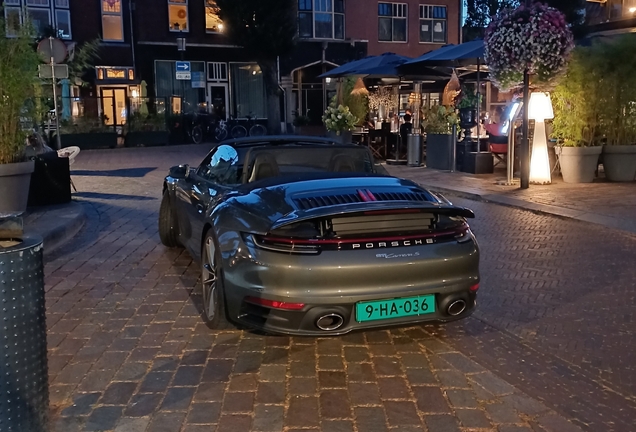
[329,153,356,172]
[248,152,280,182]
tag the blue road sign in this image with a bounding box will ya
[176,61,191,72]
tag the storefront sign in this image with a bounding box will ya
[191,72,205,88]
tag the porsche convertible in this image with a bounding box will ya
[159,136,480,335]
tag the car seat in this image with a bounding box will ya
[329,153,356,172]
[248,152,280,182]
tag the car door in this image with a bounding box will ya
[175,145,239,258]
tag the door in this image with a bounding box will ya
[100,87,128,126]
[208,83,228,120]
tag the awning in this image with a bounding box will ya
[319,52,411,78]
[400,40,485,72]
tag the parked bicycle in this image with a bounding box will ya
[214,113,267,141]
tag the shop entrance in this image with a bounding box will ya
[100,87,128,126]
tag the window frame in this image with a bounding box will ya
[205,0,223,33]
[25,0,50,6]
[27,6,52,37]
[419,4,447,44]
[168,0,189,33]
[298,0,345,40]
[55,0,70,7]
[55,9,72,39]
[4,6,22,37]
[378,2,408,43]
[101,0,124,42]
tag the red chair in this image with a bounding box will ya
[485,123,508,167]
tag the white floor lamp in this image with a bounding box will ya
[528,92,554,184]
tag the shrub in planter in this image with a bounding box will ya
[323,102,358,144]
[125,112,169,147]
[423,106,459,170]
[0,17,41,216]
[58,118,118,149]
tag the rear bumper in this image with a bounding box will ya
[228,287,476,336]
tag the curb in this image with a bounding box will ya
[24,200,86,257]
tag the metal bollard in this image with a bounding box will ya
[0,235,49,432]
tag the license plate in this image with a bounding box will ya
[355,295,435,322]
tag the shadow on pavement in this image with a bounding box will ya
[74,192,156,201]
[72,167,157,178]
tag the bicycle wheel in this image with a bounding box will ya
[249,124,267,137]
[191,125,203,144]
[231,125,248,139]
[214,126,228,142]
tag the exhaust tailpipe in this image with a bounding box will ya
[447,299,467,316]
[316,313,344,331]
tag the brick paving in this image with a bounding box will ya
[42,145,636,431]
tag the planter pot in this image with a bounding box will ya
[125,131,169,147]
[426,133,454,170]
[602,145,636,182]
[61,132,117,150]
[557,146,602,183]
[327,130,353,145]
[0,160,35,217]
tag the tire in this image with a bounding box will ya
[215,127,228,142]
[191,125,203,144]
[201,233,232,330]
[158,191,180,247]
[231,125,248,139]
[249,124,267,137]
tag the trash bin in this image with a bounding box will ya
[407,134,422,167]
[0,235,49,432]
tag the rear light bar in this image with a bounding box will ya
[245,296,305,310]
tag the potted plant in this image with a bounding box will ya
[0,17,42,216]
[423,105,459,170]
[292,111,311,135]
[322,101,358,144]
[456,86,479,128]
[125,112,169,147]
[550,46,603,183]
[597,35,636,182]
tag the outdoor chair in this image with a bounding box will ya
[485,123,508,167]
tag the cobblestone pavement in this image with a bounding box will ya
[44,146,635,431]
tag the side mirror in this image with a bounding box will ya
[169,164,189,179]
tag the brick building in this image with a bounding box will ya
[2,0,461,128]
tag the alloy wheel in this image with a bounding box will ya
[202,237,217,321]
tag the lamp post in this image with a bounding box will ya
[520,0,531,189]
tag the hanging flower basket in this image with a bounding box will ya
[484,3,574,91]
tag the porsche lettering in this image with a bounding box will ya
[351,238,434,249]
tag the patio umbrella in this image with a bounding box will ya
[140,80,149,116]
[60,78,71,121]
[400,40,486,151]
[319,53,411,78]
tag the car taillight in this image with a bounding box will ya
[246,234,320,255]
[470,283,480,292]
[245,296,305,310]
[455,227,474,243]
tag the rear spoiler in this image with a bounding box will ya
[271,202,474,230]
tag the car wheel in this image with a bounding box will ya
[201,234,231,329]
[158,191,180,247]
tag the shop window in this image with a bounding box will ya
[205,0,223,33]
[169,0,189,32]
[230,63,266,118]
[378,2,407,42]
[102,0,124,41]
[208,62,228,81]
[55,0,70,6]
[298,0,345,40]
[25,0,50,5]
[420,5,446,43]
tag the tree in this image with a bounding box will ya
[464,0,518,41]
[215,0,297,134]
